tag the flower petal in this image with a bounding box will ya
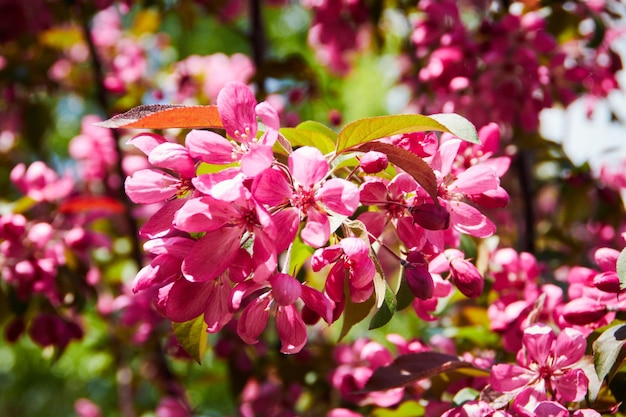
[522,324,554,366]
[165,279,212,322]
[181,227,242,282]
[317,178,360,216]
[149,142,196,178]
[217,81,258,141]
[237,296,271,345]
[185,129,235,165]
[489,364,533,393]
[275,304,307,354]
[125,169,178,204]
[289,146,328,188]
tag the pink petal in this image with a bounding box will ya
[185,129,235,165]
[359,181,388,205]
[533,401,569,417]
[125,169,178,204]
[126,132,167,156]
[522,324,554,366]
[449,201,496,238]
[452,164,499,195]
[240,143,274,177]
[139,198,186,239]
[554,369,589,402]
[271,208,300,253]
[174,197,230,233]
[300,285,333,323]
[270,273,302,306]
[251,229,277,282]
[237,296,271,345]
[148,142,196,178]
[388,173,418,196]
[255,101,280,147]
[132,254,179,292]
[553,327,586,368]
[275,304,307,354]
[489,364,533,392]
[431,138,461,176]
[301,209,330,248]
[317,178,360,216]
[252,168,292,206]
[165,279,212,322]
[217,81,258,141]
[181,227,242,282]
[289,146,328,188]
[204,276,233,333]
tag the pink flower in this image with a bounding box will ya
[10,161,73,202]
[490,324,590,404]
[312,237,375,304]
[231,273,332,354]
[174,186,277,283]
[253,146,360,248]
[184,81,279,177]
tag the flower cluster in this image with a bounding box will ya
[127,81,510,355]
[407,0,622,133]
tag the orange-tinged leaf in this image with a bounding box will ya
[59,196,126,214]
[96,104,223,129]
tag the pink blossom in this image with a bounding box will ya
[490,324,590,404]
[330,338,404,407]
[185,81,279,177]
[312,237,375,304]
[174,187,277,283]
[254,146,359,248]
[232,273,332,354]
[10,161,73,202]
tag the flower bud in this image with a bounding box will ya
[562,298,608,325]
[359,151,388,174]
[410,203,450,230]
[593,271,622,294]
[404,252,434,300]
[450,258,484,298]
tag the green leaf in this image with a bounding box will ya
[336,113,479,152]
[369,284,397,330]
[616,248,626,290]
[355,142,438,203]
[395,274,416,311]
[593,323,626,384]
[338,292,375,342]
[279,127,336,154]
[172,315,208,364]
[296,120,338,141]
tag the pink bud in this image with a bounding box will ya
[404,252,434,300]
[359,151,388,174]
[270,273,302,306]
[594,247,619,272]
[562,298,608,325]
[410,203,450,230]
[450,258,484,298]
[593,271,621,294]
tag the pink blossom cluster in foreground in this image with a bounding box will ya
[126,81,509,354]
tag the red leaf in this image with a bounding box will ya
[361,352,483,392]
[59,196,126,214]
[354,142,439,204]
[96,104,223,129]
